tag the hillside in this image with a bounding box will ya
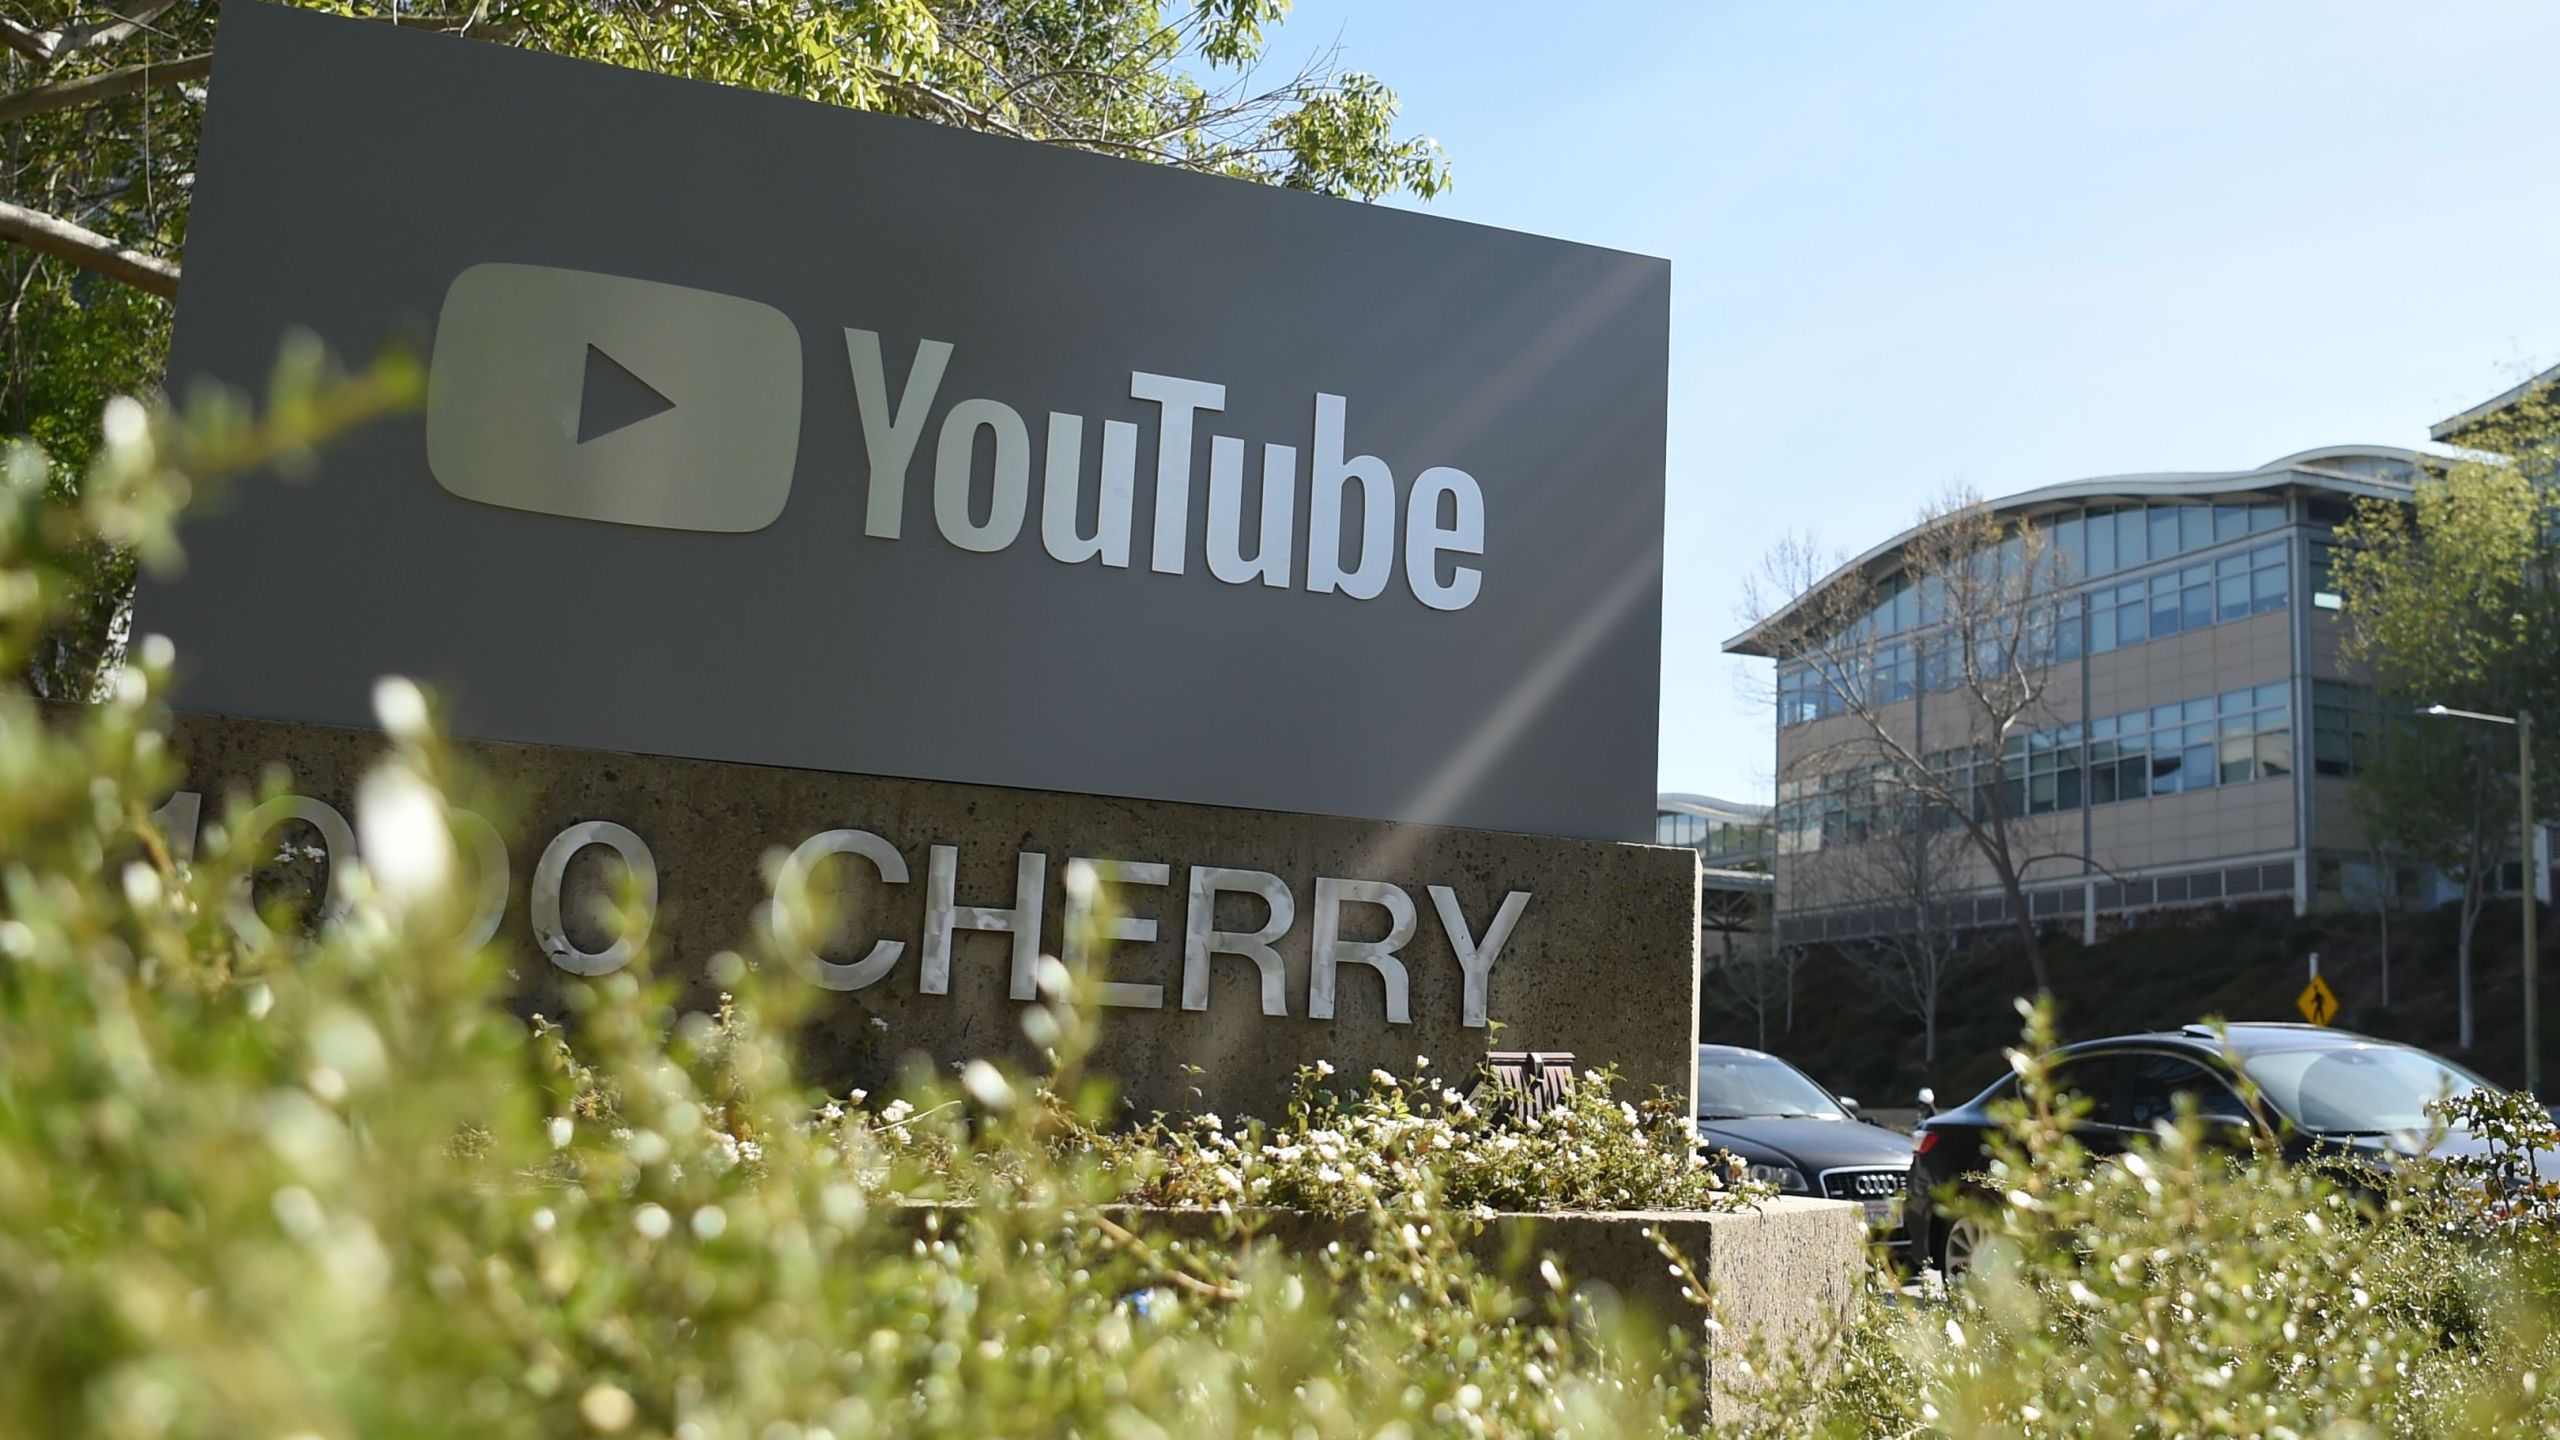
[1701,898,2559,1108]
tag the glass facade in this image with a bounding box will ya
[1815,498,2290,651]
[1776,684,2293,854]
[1655,809,1772,865]
[2311,680,2385,777]
[2086,542,2288,653]
[1778,539,2293,729]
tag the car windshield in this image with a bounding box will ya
[2237,1044,2486,1134]
[1695,1051,1844,1120]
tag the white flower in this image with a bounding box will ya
[355,762,451,911]
[370,675,432,742]
[961,1060,1014,1111]
[1314,1060,1334,1078]
[1369,1069,1398,1087]
[121,862,162,911]
[580,1383,636,1433]
[868,1016,890,1033]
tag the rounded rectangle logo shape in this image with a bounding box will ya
[426,263,803,533]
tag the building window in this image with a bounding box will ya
[2312,681,2384,777]
[1924,683,2294,825]
[1778,508,2292,730]
[2087,542,2286,656]
[1778,663,1840,727]
[2307,540,2344,610]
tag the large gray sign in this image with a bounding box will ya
[150,3,1670,841]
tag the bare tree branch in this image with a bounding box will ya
[0,18,50,61]
[39,0,186,66]
[0,196,176,297]
[0,50,207,126]
[1746,486,2075,994]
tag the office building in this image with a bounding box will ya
[1725,445,2427,943]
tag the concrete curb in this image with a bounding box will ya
[903,1195,1867,1425]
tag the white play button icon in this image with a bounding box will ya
[576,343,677,445]
[426,263,803,533]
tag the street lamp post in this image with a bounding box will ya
[2423,704,2539,1095]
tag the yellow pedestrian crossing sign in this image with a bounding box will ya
[2297,975,2340,1026]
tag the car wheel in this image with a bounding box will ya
[1938,1215,1986,1278]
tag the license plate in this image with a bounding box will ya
[1862,1197,1900,1229]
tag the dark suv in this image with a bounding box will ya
[1907,1023,2515,1273]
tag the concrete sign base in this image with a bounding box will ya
[158,710,1701,1119]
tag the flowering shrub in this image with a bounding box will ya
[0,361,1749,1438]
[30,356,2560,1438]
[2420,1085,2560,1226]
[1102,1058,1759,1216]
[1756,1001,2560,1438]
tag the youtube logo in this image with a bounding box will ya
[425,264,803,533]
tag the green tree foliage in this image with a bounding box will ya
[0,0,1449,695]
[2334,380,2560,1051]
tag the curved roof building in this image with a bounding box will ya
[1722,443,2428,944]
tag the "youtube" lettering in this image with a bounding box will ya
[846,331,1488,613]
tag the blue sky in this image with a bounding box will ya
[1251,0,2560,808]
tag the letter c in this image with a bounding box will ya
[772,828,910,991]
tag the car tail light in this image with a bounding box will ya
[1915,1129,1940,1156]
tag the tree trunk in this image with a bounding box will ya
[2379,886,2391,1011]
[1992,860,2050,995]
[2457,881,2481,1051]
[1923,986,1938,1064]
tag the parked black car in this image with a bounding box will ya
[1907,1022,2525,1273]
[1692,1043,1916,1248]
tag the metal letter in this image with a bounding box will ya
[529,820,658,977]
[1130,371,1226,576]
[224,794,358,948]
[1308,877,1414,1024]
[453,808,511,951]
[1403,466,1485,612]
[1063,857,1171,1009]
[151,789,202,865]
[845,328,955,540]
[1205,437,1297,589]
[772,828,910,992]
[933,396,1032,553]
[1039,413,1137,568]
[1181,865,1294,1016]
[921,845,1047,1000]
[1427,885,1529,1028]
[1306,393,1395,600]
